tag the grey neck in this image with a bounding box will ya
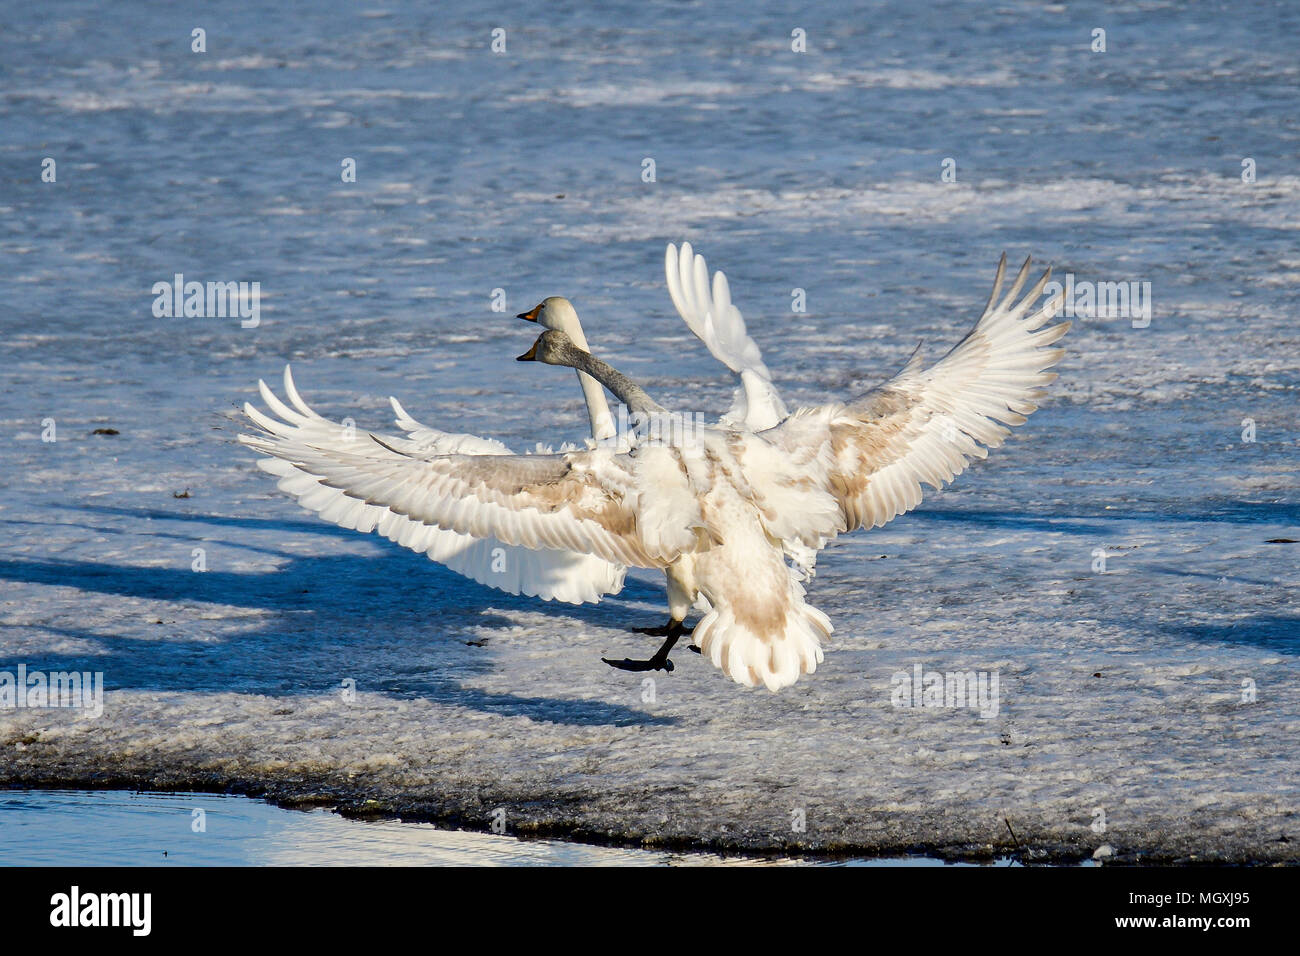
[557,343,667,417]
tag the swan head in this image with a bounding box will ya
[516,329,582,366]
[516,296,581,335]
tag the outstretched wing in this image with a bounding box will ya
[240,367,627,603]
[770,254,1069,535]
[665,242,789,431]
[387,395,512,456]
[240,376,682,570]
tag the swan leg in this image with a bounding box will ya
[603,621,686,673]
[631,621,696,637]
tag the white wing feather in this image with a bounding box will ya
[769,255,1069,536]
[665,242,789,431]
[242,366,626,604]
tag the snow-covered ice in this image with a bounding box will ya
[1,1,1297,862]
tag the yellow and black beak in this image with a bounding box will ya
[516,340,539,362]
[516,304,541,322]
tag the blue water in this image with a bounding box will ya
[4,0,1297,410]
[0,790,1013,866]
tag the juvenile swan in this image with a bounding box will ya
[243,255,1068,690]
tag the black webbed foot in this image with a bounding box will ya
[604,621,687,674]
[602,655,675,673]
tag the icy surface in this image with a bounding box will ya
[1,1,1297,862]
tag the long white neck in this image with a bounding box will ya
[560,318,617,441]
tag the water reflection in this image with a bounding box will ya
[0,790,994,867]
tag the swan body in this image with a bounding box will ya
[664,242,827,579]
[242,255,1068,690]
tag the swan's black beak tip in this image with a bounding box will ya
[516,343,539,362]
[517,305,541,322]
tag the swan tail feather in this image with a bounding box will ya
[693,585,831,692]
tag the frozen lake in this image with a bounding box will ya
[0,1,1296,863]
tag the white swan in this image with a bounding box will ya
[240,303,627,605]
[242,255,1068,690]
[516,296,617,442]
